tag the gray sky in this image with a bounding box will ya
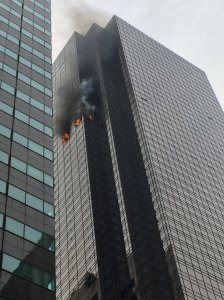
[52,0,224,109]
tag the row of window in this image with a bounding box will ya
[16,88,52,116]
[0,179,54,217]
[23,16,51,37]
[0,60,52,96]
[0,1,20,18]
[19,56,52,79]
[28,0,51,13]
[1,81,15,95]
[0,98,53,137]
[0,61,16,76]
[0,61,52,104]
[0,123,53,160]
[15,130,53,159]
[22,28,51,50]
[0,2,51,36]
[0,12,20,31]
[0,15,51,49]
[12,0,51,24]
[24,3,50,24]
[1,80,51,115]
[0,29,51,64]
[0,212,54,251]
[19,72,52,97]
[0,149,53,187]
[16,108,52,136]
[1,253,55,291]
[0,43,18,60]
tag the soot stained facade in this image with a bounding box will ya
[53,16,224,300]
[0,0,55,299]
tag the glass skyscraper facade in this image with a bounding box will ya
[53,16,224,300]
[0,0,55,299]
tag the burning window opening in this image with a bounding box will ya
[62,132,70,144]
[86,114,94,122]
[74,116,82,126]
[57,78,97,144]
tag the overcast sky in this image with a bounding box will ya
[52,0,224,110]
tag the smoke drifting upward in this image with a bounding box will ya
[52,0,111,61]
[54,78,96,138]
[53,2,116,141]
[81,78,95,113]
[54,83,80,137]
[66,1,110,35]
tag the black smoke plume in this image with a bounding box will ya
[53,0,111,61]
[54,83,80,137]
[54,78,96,137]
[54,6,118,139]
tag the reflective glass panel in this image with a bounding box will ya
[8,185,25,203]
[44,202,54,217]
[44,126,53,137]
[30,98,44,110]
[0,150,9,164]
[26,193,43,211]
[16,90,30,103]
[43,234,55,251]
[0,180,7,194]
[11,157,26,172]
[28,140,44,155]
[24,226,42,244]
[15,110,29,123]
[44,148,53,160]
[27,165,43,181]
[30,118,44,131]
[5,217,24,237]
[13,132,28,147]
[0,213,4,228]
[44,272,55,291]
[1,82,15,94]
[0,101,13,115]
[44,174,53,187]
[3,64,16,76]
[0,124,11,138]
[2,254,20,273]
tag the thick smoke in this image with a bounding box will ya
[54,78,95,137]
[66,1,110,35]
[54,83,80,137]
[54,2,116,139]
[53,0,111,61]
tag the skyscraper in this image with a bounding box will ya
[53,16,224,300]
[0,0,55,299]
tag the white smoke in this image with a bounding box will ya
[81,78,95,113]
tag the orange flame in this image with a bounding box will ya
[62,133,70,144]
[87,115,94,122]
[74,117,82,126]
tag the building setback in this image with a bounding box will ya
[0,0,55,299]
[53,16,224,300]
